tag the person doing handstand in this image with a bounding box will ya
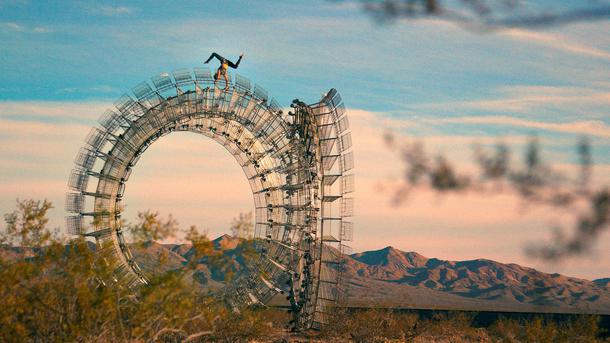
[203,52,244,90]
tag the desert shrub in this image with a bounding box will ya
[209,308,275,342]
[489,317,522,343]
[0,199,275,343]
[415,311,487,342]
[524,317,559,343]
[489,315,602,343]
[558,315,603,342]
[321,307,418,342]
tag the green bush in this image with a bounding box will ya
[0,199,275,342]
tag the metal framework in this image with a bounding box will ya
[65,68,354,330]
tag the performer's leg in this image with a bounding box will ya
[204,52,223,64]
[227,54,243,69]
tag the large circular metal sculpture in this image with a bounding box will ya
[65,68,354,330]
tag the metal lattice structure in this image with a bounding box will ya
[65,68,354,330]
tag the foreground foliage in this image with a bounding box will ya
[0,200,275,342]
[320,308,606,343]
[1,199,607,342]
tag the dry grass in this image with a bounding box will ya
[314,308,606,343]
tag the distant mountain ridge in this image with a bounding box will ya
[593,278,610,288]
[345,246,610,314]
[2,237,609,314]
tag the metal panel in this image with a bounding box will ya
[99,109,127,133]
[341,221,353,241]
[114,94,143,118]
[235,74,252,92]
[65,193,85,213]
[85,128,108,151]
[131,81,155,100]
[340,152,354,172]
[322,155,339,171]
[74,148,97,171]
[66,215,84,235]
[151,72,174,92]
[341,174,355,194]
[194,67,213,85]
[337,115,349,134]
[323,174,340,186]
[339,133,352,152]
[172,69,193,86]
[318,124,335,139]
[267,98,281,114]
[68,169,89,191]
[320,139,336,157]
[340,244,352,255]
[341,198,354,217]
[253,84,268,103]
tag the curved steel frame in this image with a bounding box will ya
[66,68,354,330]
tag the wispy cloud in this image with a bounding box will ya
[95,5,133,16]
[55,85,117,95]
[2,21,23,31]
[73,2,134,17]
[32,26,49,33]
[413,85,610,120]
[502,28,610,61]
[443,91,609,113]
[426,116,610,138]
[1,21,50,33]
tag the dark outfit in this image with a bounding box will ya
[204,52,243,69]
[204,52,243,89]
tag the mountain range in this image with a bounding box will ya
[2,235,609,314]
[345,246,609,314]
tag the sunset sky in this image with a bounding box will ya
[1,1,609,279]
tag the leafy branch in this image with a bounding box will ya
[384,133,609,261]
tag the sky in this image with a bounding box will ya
[1,0,609,279]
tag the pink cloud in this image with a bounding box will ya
[0,101,110,121]
[502,29,610,61]
[0,103,608,279]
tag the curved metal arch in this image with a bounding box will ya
[66,68,354,330]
